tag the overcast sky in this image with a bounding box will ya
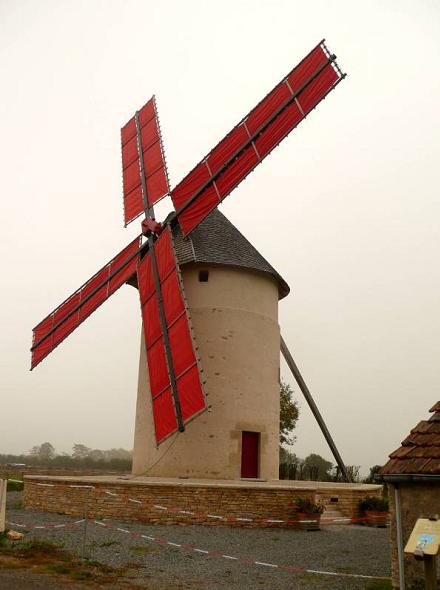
[1,0,439,474]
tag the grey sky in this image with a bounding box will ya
[1,0,439,473]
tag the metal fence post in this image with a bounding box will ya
[394,485,405,590]
[0,479,6,533]
[81,487,91,560]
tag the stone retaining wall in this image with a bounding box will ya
[316,487,382,518]
[23,476,383,528]
[23,477,315,528]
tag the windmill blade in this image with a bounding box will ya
[171,40,344,236]
[137,227,207,444]
[31,236,144,369]
[121,96,170,226]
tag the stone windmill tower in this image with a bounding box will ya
[132,209,289,480]
[31,40,349,482]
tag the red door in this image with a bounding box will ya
[241,431,259,478]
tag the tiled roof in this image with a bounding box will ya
[172,209,290,299]
[380,402,440,475]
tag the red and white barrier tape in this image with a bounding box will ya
[4,513,389,580]
[6,519,85,531]
[91,518,390,581]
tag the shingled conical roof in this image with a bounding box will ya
[381,401,440,475]
[172,209,290,299]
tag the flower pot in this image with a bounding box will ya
[294,512,321,531]
[365,510,388,527]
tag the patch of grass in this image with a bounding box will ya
[45,563,72,575]
[126,562,144,570]
[130,544,158,554]
[15,539,63,559]
[0,536,129,586]
[71,570,93,580]
[83,559,113,574]
[84,559,102,567]
[100,539,121,548]
[0,556,24,570]
[365,580,392,590]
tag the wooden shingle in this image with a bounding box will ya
[381,401,440,475]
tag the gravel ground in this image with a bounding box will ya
[0,570,94,590]
[6,492,391,589]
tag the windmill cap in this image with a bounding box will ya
[172,209,290,300]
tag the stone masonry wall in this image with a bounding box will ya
[316,487,382,519]
[24,477,316,528]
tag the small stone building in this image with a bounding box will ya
[381,401,440,589]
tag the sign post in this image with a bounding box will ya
[423,554,437,590]
[0,479,6,533]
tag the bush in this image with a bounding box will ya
[358,496,389,513]
[293,497,325,514]
[7,479,23,492]
[15,539,63,558]
[0,530,9,547]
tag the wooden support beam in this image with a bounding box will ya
[280,335,350,482]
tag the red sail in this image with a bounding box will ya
[121,96,170,225]
[137,228,207,444]
[171,42,342,235]
[31,237,142,369]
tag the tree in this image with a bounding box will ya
[72,444,91,459]
[303,453,333,481]
[279,447,301,480]
[89,449,105,461]
[29,442,55,460]
[363,464,382,484]
[279,447,299,465]
[39,442,55,460]
[280,380,299,446]
[103,448,132,460]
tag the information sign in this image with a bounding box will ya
[405,518,440,556]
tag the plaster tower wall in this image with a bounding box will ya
[132,263,281,480]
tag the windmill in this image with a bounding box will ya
[31,40,350,481]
